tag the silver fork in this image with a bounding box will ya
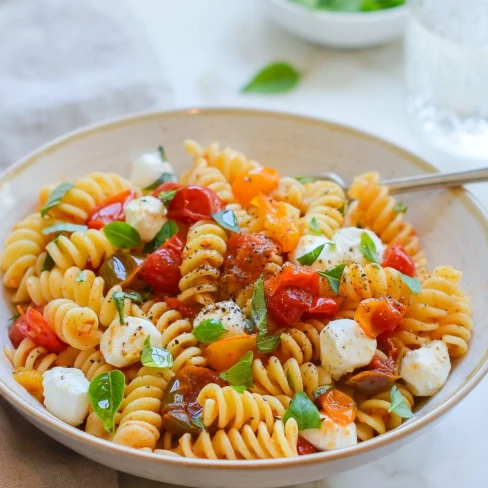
[313,167,488,194]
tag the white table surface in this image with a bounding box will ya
[121,1,488,487]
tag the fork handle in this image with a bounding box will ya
[383,167,488,194]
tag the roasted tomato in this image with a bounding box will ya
[249,194,300,252]
[232,167,280,206]
[8,318,26,348]
[166,185,224,222]
[98,252,146,289]
[15,306,65,353]
[140,234,185,294]
[302,297,340,320]
[161,365,226,435]
[267,287,313,327]
[382,243,416,277]
[87,189,136,229]
[165,297,195,320]
[151,181,182,197]
[316,388,356,426]
[266,263,320,297]
[297,437,318,455]
[354,297,406,338]
[204,335,257,371]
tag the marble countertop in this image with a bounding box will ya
[121,1,488,487]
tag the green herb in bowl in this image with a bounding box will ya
[290,0,405,12]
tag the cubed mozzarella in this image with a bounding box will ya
[320,318,376,380]
[100,317,162,367]
[124,196,166,242]
[300,414,357,451]
[42,367,90,426]
[130,151,175,189]
[400,340,451,396]
[193,301,247,339]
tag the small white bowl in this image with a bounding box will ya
[266,0,407,48]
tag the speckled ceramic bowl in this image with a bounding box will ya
[0,109,487,488]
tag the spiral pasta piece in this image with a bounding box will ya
[175,418,298,459]
[4,338,58,373]
[275,325,320,365]
[269,177,306,213]
[55,346,113,380]
[178,221,227,306]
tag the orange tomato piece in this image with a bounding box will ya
[250,194,300,252]
[13,367,44,403]
[317,388,356,426]
[204,334,257,371]
[232,167,280,206]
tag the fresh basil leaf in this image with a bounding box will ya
[388,385,413,419]
[42,223,88,235]
[244,319,254,334]
[191,413,205,430]
[283,392,321,430]
[158,190,178,206]
[75,271,86,283]
[112,291,126,324]
[143,220,178,253]
[8,313,20,322]
[192,318,227,344]
[360,232,379,263]
[88,370,125,434]
[41,252,55,272]
[122,291,144,304]
[310,217,322,235]
[231,385,247,394]
[287,370,295,390]
[393,201,408,213]
[251,275,267,336]
[399,272,421,295]
[361,0,405,12]
[242,62,301,94]
[257,333,281,354]
[294,176,314,184]
[219,351,254,388]
[103,222,141,249]
[211,209,240,233]
[297,244,325,266]
[143,173,177,192]
[40,182,74,218]
[141,336,173,369]
[317,263,346,295]
[338,204,345,216]
[312,385,335,399]
[158,145,166,161]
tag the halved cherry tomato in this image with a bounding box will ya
[316,388,356,426]
[249,194,300,253]
[15,306,66,353]
[354,297,406,338]
[87,190,136,230]
[266,263,320,297]
[140,234,185,294]
[204,335,257,371]
[165,297,195,320]
[232,167,280,206]
[297,437,318,455]
[151,181,182,197]
[302,297,340,320]
[382,243,416,277]
[8,319,26,348]
[166,185,225,222]
[267,286,313,327]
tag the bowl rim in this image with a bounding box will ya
[1,107,487,470]
[267,0,407,22]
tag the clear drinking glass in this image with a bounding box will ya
[405,0,488,159]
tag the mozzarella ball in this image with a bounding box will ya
[289,235,340,271]
[130,151,175,189]
[320,319,377,380]
[42,367,90,426]
[100,317,162,367]
[400,340,451,396]
[300,414,357,451]
[193,301,247,339]
[124,196,166,242]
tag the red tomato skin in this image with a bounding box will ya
[87,190,136,229]
[151,182,182,197]
[165,297,195,320]
[166,186,225,222]
[355,297,407,339]
[381,244,416,277]
[266,263,320,297]
[8,321,26,348]
[267,286,313,327]
[302,297,340,320]
[297,437,318,455]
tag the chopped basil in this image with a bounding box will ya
[141,336,173,369]
[158,189,178,206]
[211,209,240,233]
[388,385,413,418]
[75,271,86,283]
[399,272,421,294]
[242,62,301,94]
[287,370,295,390]
[338,204,345,216]
[231,385,247,394]
[143,220,178,253]
[111,291,144,324]
[41,252,55,272]
[191,413,205,430]
[219,351,254,388]
[251,275,267,337]
[283,392,321,431]
[312,385,335,398]
[297,243,325,266]
[42,223,88,235]
[360,232,379,263]
[103,222,141,249]
[8,313,20,322]
[158,145,166,161]
[244,319,254,334]
[40,182,74,218]
[256,334,281,353]
[393,201,408,213]
[143,173,177,192]
[192,318,227,344]
[310,217,322,235]
[317,263,346,295]
[294,176,314,184]
[88,370,125,434]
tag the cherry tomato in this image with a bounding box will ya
[232,167,280,206]
[204,335,258,371]
[151,181,182,197]
[382,243,416,277]
[15,306,66,353]
[316,388,356,426]
[8,319,26,348]
[165,297,195,320]
[267,286,313,327]
[249,194,300,253]
[166,185,225,222]
[140,234,185,294]
[266,263,320,297]
[87,190,136,229]
[297,437,318,455]
[354,297,406,338]
[302,297,340,320]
